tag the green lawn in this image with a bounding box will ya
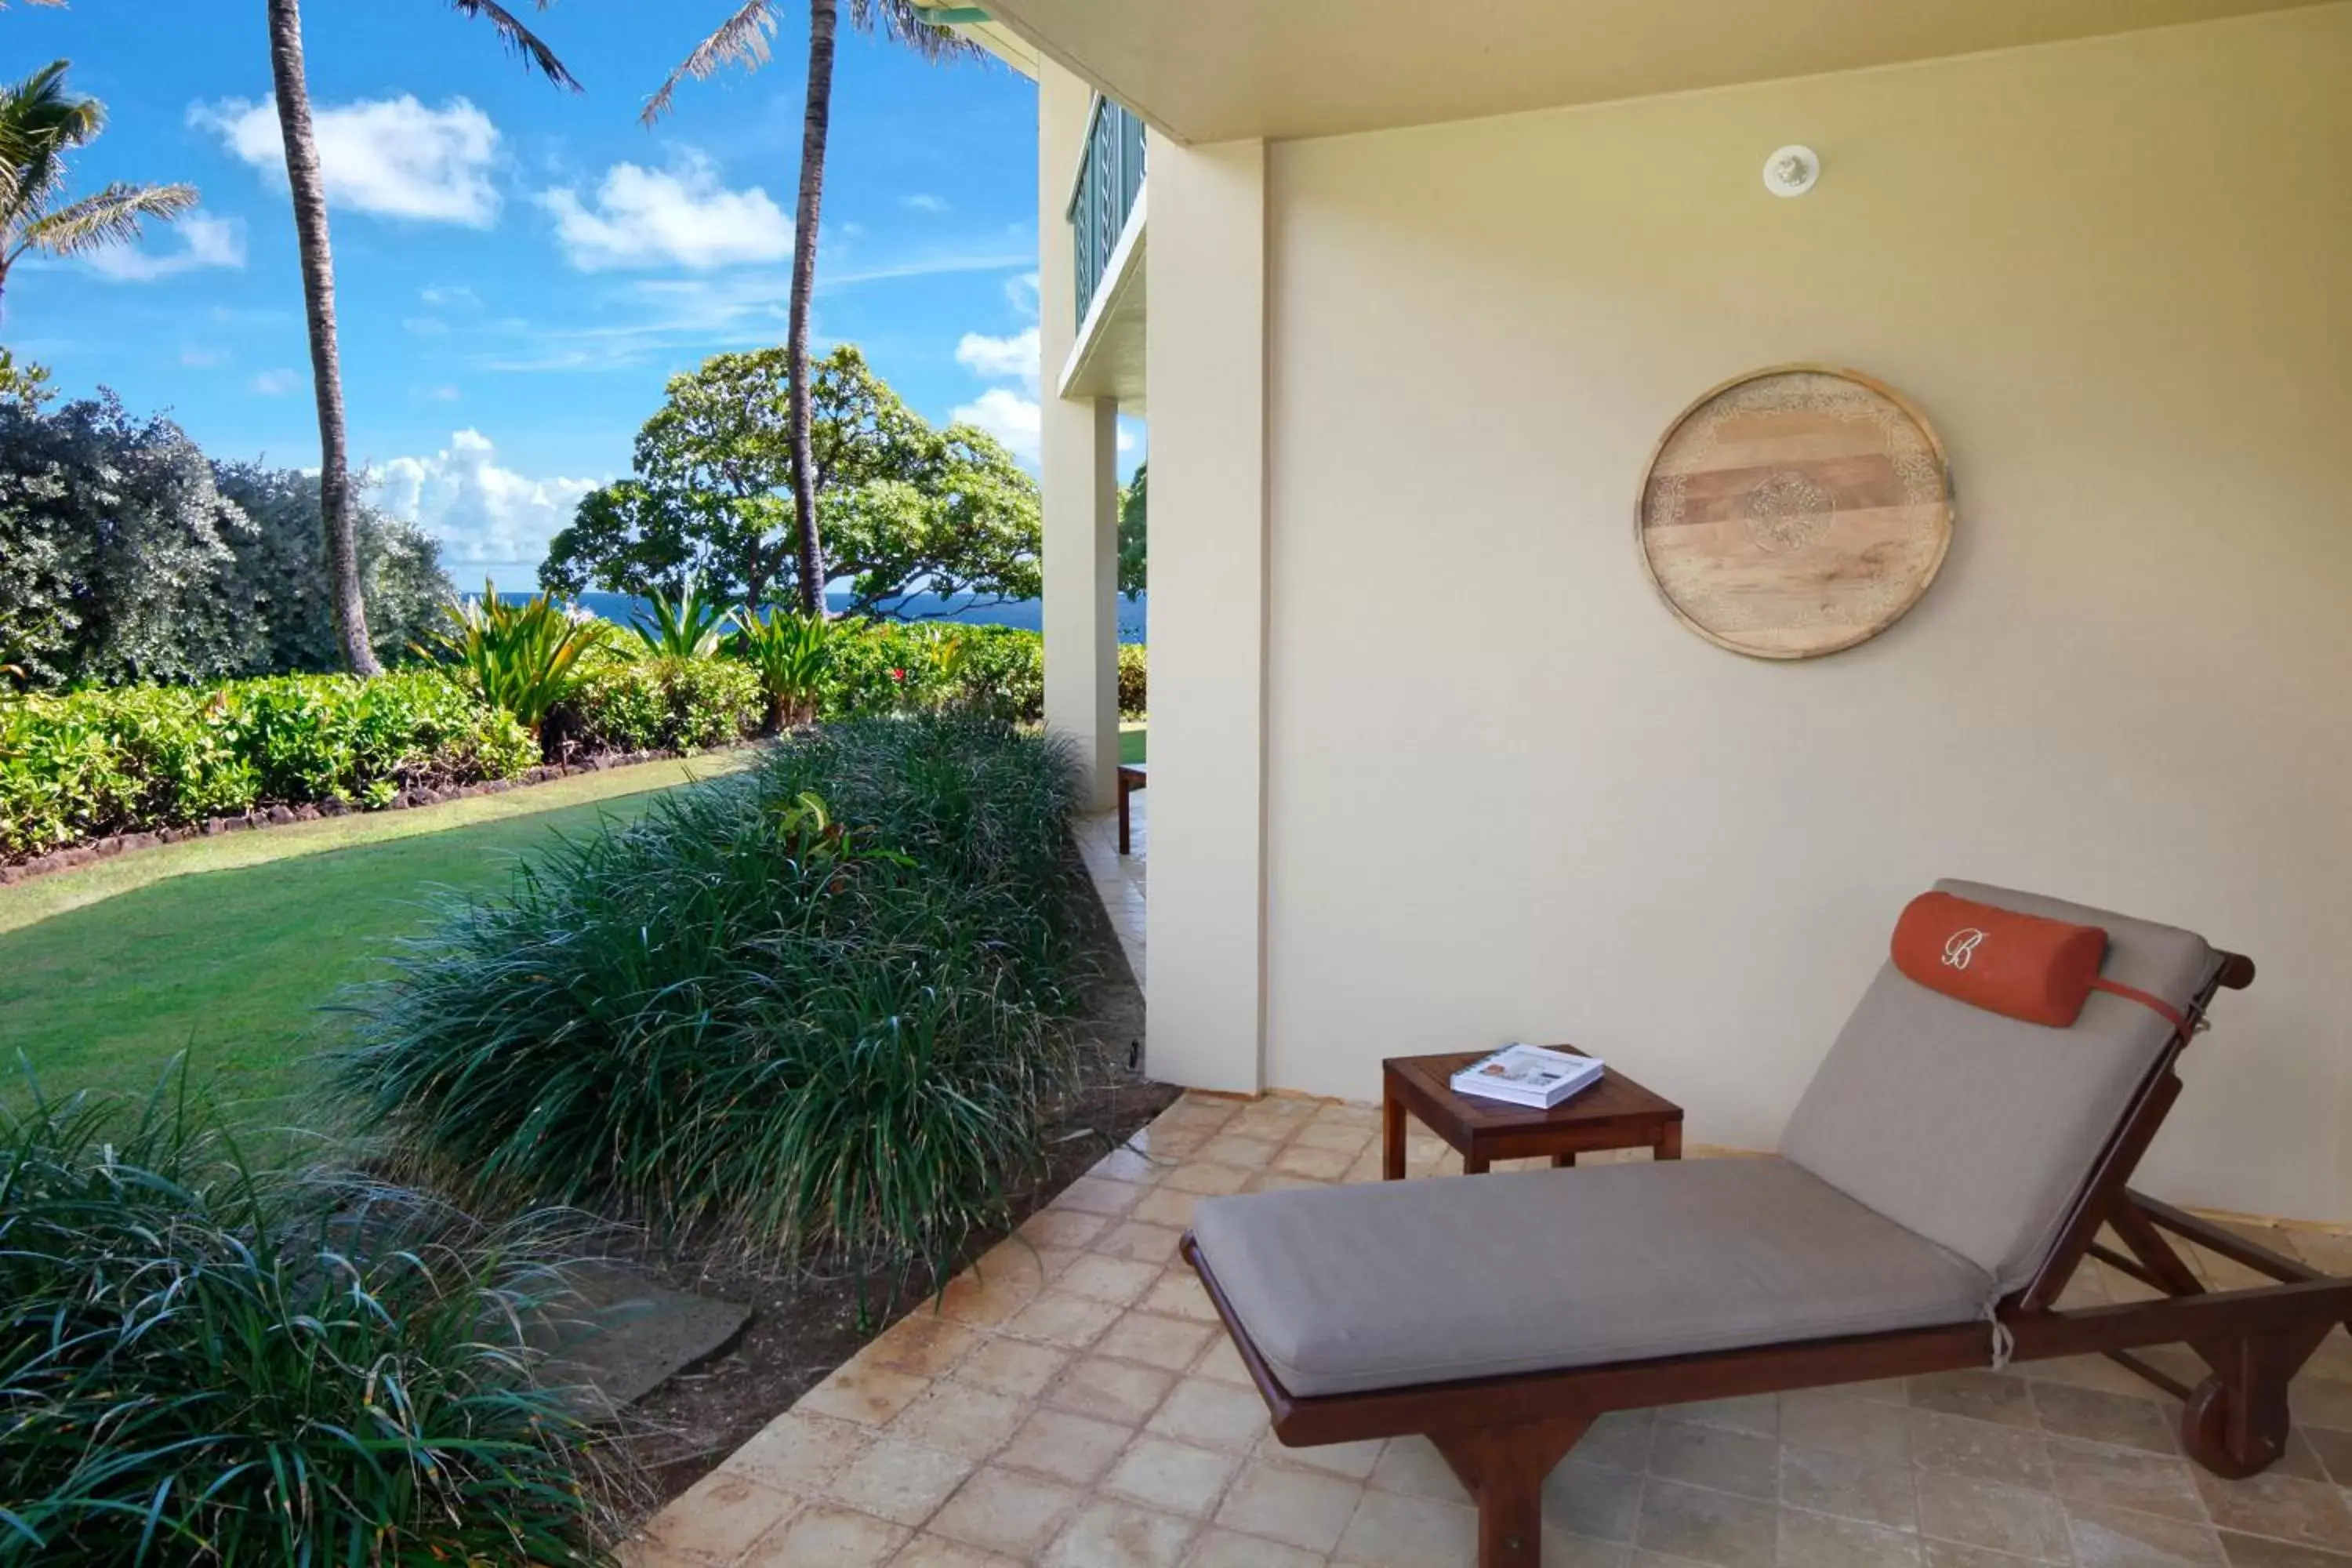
[1120,723,1146,764]
[0,753,753,1118]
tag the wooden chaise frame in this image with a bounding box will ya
[1182,953,2352,1568]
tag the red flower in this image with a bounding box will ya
[889,667,906,681]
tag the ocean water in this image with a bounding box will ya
[499,590,1147,644]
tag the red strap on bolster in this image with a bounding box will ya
[2089,976,2190,1038]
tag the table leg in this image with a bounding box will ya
[1381,1089,1406,1180]
[1118,782,1132,856]
[1655,1122,1683,1161]
[1464,1149,1490,1175]
[1551,1151,1577,1168]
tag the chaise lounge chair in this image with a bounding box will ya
[1181,880,2352,1567]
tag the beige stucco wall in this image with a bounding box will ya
[1145,133,1271,1094]
[1256,5,2352,1220]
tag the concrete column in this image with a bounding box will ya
[1143,132,1267,1095]
[1038,60,1120,811]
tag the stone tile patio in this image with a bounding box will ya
[627,1091,2352,1567]
[1074,791,1145,985]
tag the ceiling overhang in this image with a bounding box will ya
[974,0,2316,143]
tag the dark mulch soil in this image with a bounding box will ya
[624,924,1174,1510]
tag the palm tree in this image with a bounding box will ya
[0,61,197,310]
[648,2,976,619]
[263,0,577,677]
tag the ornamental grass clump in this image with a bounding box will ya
[0,1069,628,1566]
[332,713,1098,1277]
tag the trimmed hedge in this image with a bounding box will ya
[0,671,535,858]
[817,622,1144,723]
[551,652,764,754]
[0,626,1146,863]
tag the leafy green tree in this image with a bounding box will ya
[542,345,1040,619]
[0,347,51,411]
[212,463,453,673]
[0,398,453,688]
[649,1,979,616]
[0,61,197,310]
[0,395,250,686]
[261,0,575,676]
[1119,460,1145,601]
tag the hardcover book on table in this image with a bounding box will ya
[1450,1044,1604,1109]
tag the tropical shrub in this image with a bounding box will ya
[419,584,604,735]
[332,715,1098,1275]
[625,575,729,659]
[0,671,532,859]
[1118,641,1147,718]
[818,620,1047,723]
[554,652,761,753]
[730,606,831,728]
[0,1073,626,1566]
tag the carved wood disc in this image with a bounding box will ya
[1637,366,1954,659]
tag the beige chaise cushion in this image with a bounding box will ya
[1189,1156,1989,1398]
[1780,880,2218,1295]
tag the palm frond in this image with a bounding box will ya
[445,0,581,89]
[17,180,195,259]
[642,0,780,125]
[851,0,984,63]
[0,61,106,219]
[1,60,101,151]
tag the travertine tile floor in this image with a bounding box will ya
[627,1091,2352,1567]
[1073,796,1145,985]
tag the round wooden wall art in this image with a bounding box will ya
[1636,366,1954,659]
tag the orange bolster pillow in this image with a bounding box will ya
[1891,891,2110,1028]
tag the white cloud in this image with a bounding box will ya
[903,192,948,214]
[537,153,790,270]
[952,272,1046,466]
[420,284,478,308]
[950,387,1040,465]
[191,96,501,225]
[85,212,246,281]
[370,430,597,570]
[249,368,300,395]
[180,345,230,368]
[422,385,462,401]
[954,326,1039,390]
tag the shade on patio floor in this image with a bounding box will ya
[1076,792,1145,985]
[626,1091,2352,1567]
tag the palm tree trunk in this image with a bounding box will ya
[784,0,836,619]
[266,0,379,676]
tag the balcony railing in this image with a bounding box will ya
[1068,95,1145,326]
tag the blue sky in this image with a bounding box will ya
[11,1,1098,589]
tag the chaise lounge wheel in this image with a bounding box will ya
[2180,1375,2286,1479]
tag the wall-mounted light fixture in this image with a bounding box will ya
[1763,145,1820,198]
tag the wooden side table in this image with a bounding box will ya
[1381,1049,1683,1178]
